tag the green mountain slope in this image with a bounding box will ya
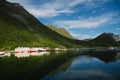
[0,0,82,50]
[47,25,74,39]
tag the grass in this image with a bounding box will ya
[0,52,77,80]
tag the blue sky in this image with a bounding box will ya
[7,0,120,40]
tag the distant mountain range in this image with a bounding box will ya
[88,33,120,47]
[0,0,119,50]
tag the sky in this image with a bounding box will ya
[7,0,120,40]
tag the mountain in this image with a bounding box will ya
[89,33,117,47]
[0,0,82,50]
[47,25,74,39]
[0,0,119,49]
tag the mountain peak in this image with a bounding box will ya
[99,32,120,41]
[89,32,117,47]
[46,25,74,39]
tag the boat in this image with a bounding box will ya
[29,49,37,53]
[0,52,5,57]
[38,48,46,52]
[16,51,23,53]
[0,52,5,55]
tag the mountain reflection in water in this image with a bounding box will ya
[42,51,120,80]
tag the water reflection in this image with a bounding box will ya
[85,51,117,63]
[42,51,120,80]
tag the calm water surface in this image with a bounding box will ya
[42,51,120,80]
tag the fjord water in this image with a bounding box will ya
[42,50,120,80]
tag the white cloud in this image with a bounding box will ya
[54,12,119,40]
[28,8,73,18]
[54,12,118,29]
[26,0,87,18]
[7,0,110,18]
[115,28,120,31]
